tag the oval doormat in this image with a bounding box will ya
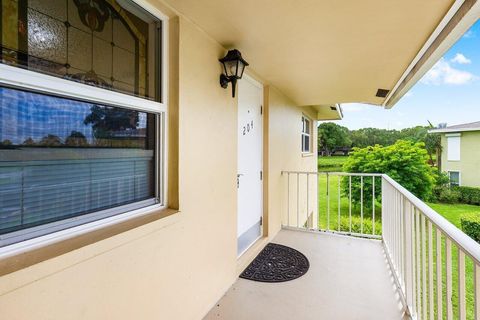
[240,243,310,282]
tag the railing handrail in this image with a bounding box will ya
[281,171,383,177]
[382,174,480,265]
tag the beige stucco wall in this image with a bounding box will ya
[441,131,480,187]
[267,86,318,232]
[0,6,318,320]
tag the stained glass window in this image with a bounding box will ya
[1,0,161,101]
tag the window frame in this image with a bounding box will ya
[448,171,461,187]
[0,0,169,248]
[301,115,312,154]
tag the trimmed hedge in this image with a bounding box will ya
[461,213,480,243]
[434,186,461,203]
[455,186,480,206]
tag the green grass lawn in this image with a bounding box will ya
[317,156,348,172]
[427,202,480,228]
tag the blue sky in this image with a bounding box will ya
[337,21,480,130]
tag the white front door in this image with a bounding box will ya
[237,75,263,256]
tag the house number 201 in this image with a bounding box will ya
[243,120,254,135]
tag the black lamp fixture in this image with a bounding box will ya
[219,49,249,98]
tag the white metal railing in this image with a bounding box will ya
[281,171,382,239]
[383,175,480,320]
[282,171,480,320]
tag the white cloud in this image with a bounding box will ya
[404,91,413,98]
[451,53,471,64]
[421,58,476,85]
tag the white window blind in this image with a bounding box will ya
[447,135,461,161]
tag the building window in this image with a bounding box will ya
[0,0,165,247]
[448,171,460,187]
[301,115,311,153]
[447,135,461,161]
[1,0,161,101]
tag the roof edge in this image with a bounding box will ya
[429,127,480,133]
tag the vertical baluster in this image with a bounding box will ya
[327,173,330,231]
[372,176,375,235]
[297,173,300,228]
[401,195,405,289]
[475,263,480,320]
[306,173,309,230]
[395,192,403,278]
[360,175,364,234]
[393,190,397,270]
[317,173,320,230]
[411,204,417,317]
[404,200,414,314]
[422,215,427,320]
[458,251,466,320]
[349,175,352,233]
[287,173,290,227]
[338,175,341,231]
[446,238,453,320]
[416,209,422,318]
[428,221,433,320]
[396,190,399,272]
[436,229,442,320]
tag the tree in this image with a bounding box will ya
[65,131,88,147]
[22,138,36,146]
[349,128,399,147]
[39,134,62,147]
[342,140,437,205]
[84,105,139,140]
[318,123,351,156]
[426,121,442,171]
[0,139,13,147]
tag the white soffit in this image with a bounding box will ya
[163,0,459,107]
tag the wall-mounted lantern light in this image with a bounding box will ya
[219,49,249,98]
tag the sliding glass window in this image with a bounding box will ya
[0,0,165,247]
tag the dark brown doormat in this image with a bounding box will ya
[240,243,310,282]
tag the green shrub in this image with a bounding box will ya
[338,215,382,235]
[455,186,480,206]
[435,186,461,204]
[460,213,480,243]
[342,140,436,205]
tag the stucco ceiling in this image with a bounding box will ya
[162,0,455,107]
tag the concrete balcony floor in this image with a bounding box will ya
[204,229,404,320]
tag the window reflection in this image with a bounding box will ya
[0,87,154,149]
[0,86,156,237]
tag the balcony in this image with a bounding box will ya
[205,172,480,320]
